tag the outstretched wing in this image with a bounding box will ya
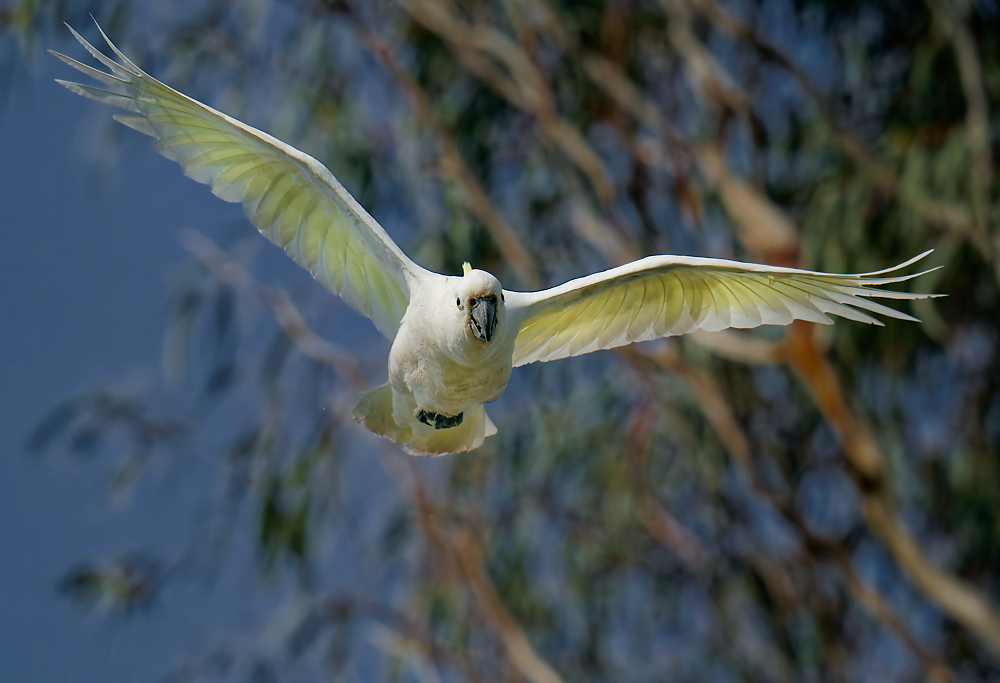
[53,23,429,339]
[505,251,940,367]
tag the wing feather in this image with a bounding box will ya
[625,278,660,342]
[715,275,762,327]
[55,22,431,339]
[662,273,692,335]
[506,253,941,367]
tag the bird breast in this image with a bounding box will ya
[388,307,514,416]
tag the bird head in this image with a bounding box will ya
[453,262,504,343]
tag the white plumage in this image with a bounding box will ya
[54,24,940,455]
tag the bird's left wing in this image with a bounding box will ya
[53,23,429,339]
[505,252,939,367]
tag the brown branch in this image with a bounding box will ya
[782,323,882,480]
[316,594,495,683]
[621,338,954,679]
[578,37,1000,654]
[783,322,1000,657]
[926,0,997,275]
[658,0,755,117]
[180,231,367,390]
[347,11,541,288]
[565,60,962,670]
[580,54,800,261]
[569,198,643,265]
[619,343,754,468]
[449,529,566,683]
[688,330,783,365]
[636,500,709,572]
[689,0,976,241]
[831,553,951,683]
[364,0,997,664]
[638,334,954,679]
[748,506,956,683]
[622,396,710,572]
[750,472,956,682]
[862,494,1000,654]
[404,0,615,204]
[400,465,566,683]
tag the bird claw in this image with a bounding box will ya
[416,409,464,430]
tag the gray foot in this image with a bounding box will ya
[416,409,464,430]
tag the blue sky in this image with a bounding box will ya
[0,49,272,683]
[0,22,444,680]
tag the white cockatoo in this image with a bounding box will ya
[54,24,939,455]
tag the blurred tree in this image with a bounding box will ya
[9,0,1000,680]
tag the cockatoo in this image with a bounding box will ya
[54,24,939,455]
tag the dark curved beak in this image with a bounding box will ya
[469,296,497,342]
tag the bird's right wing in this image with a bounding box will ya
[505,251,940,367]
[53,23,429,339]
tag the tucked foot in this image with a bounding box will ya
[416,409,464,430]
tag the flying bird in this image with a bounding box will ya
[53,24,939,455]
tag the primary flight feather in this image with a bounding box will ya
[54,24,940,455]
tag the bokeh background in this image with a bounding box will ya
[2,0,999,681]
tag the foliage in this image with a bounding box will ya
[11,0,1000,680]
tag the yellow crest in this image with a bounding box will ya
[462,261,472,275]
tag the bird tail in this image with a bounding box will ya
[403,405,497,456]
[353,382,497,456]
[353,382,409,445]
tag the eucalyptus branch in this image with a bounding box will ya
[575,41,1000,654]
[621,397,709,573]
[565,96,963,673]
[449,528,566,683]
[180,231,367,390]
[349,10,541,288]
[403,0,616,204]
[580,53,800,260]
[402,466,566,683]
[925,0,997,273]
[317,595,495,683]
[658,0,755,117]
[783,322,1000,656]
[831,552,952,683]
[688,0,977,243]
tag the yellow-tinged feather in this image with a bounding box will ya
[590,283,628,350]
[56,22,420,340]
[286,198,322,269]
[662,274,692,335]
[510,254,939,366]
[318,214,347,293]
[256,176,300,239]
[625,278,660,343]
[56,22,941,382]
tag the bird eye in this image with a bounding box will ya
[456,298,462,308]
